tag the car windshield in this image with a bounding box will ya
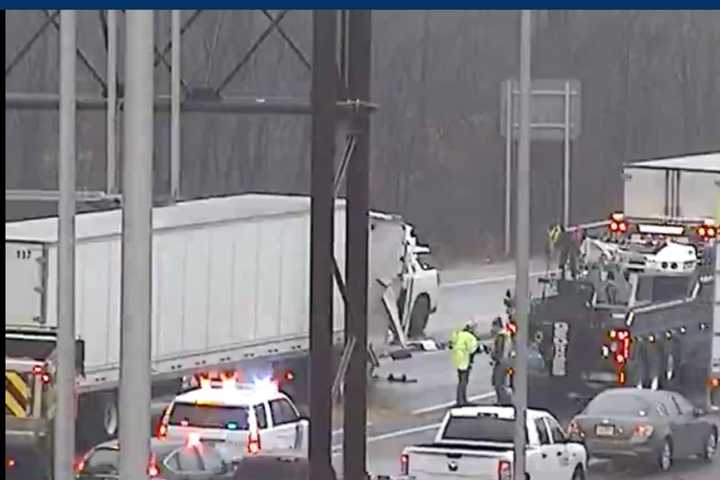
[441,414,526,443]
[169,402,251,429]
[585,393,651,416]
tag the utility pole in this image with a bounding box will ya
[309,10,337,480]
[106,9,118,194]
[344,9,372,480]
[513,9,532,480]
[118,10,154,480]
[170,9,181,201]
[54,10,77,480]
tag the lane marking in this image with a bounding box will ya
[443,269,557,288]
[332,422,373,436]
[412,391,496,415]
[332,422,442,456]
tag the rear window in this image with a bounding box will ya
[441,415,527,443]
[169,402,250,430]
[585,394,650,416]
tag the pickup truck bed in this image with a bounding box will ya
[400,406,587,480]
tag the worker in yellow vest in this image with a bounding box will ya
[450,321,480,406]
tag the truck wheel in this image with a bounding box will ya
[102,394,119,438]
[627,344,647,388]
[646,343,662,390]
[408,295,430,339]
[661,340,681,388]
[571,465,585,480]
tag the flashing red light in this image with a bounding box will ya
[498,459,512,480]
[74,457,85,474]
[148,454,159,477]
[284,370,295,382]
[7,458,16,469]
[32,365,44,376]
[506,322,518,335]
[710,377,720,389]
[186,432,202,448]
[41,373,52,384]
[400,453,409,475]
[615,354,625,364]
[157,407,170,438]
[619,222,627,232]
[247,431,261,454]
[610,222,619,232]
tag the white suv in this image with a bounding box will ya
[158,379,308,462]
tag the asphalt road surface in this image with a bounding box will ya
[329,260,720,480]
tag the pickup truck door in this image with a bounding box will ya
[268,398,302,450]
[530,418,559,480]
[544,416,575,479]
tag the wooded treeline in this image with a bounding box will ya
[5,11,720,264]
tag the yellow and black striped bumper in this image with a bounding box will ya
[5,371,30,418]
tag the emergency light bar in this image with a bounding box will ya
[638,224,685,236]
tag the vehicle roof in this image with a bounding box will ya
[5,193,401,243]
[625,151,720,173]
[448,405,550,421]
[172,384,287,406]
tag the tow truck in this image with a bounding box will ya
[527,152,720,414]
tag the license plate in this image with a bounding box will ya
[595,425,615,437]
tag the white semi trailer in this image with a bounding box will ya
[5,193,440,459]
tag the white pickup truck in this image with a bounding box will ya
[399,406,587,480]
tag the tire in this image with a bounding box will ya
[408,295,430,339]
[571,465,585,480]
[627,343,647,389]
[657,438,673,472]
[645,343,662,390]
[661,340,681,389]
[102,393,119,438]
[700,428,718,463]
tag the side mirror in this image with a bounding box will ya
[693,407,705,417]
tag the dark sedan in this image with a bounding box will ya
[568,388,717,471]
[75,436,234,480]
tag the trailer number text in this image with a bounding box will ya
[15,248,33,260]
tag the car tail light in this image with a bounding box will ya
[247,430,261,454]
[567,420,582,438]
[498,459,512,480]
[632,424,654,440]
[400,453,409,475]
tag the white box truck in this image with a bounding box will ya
[623,151,719,222]
[5,193,440,463]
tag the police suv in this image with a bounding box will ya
[157,376,309,462]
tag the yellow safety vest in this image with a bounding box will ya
[450,330,479,371]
